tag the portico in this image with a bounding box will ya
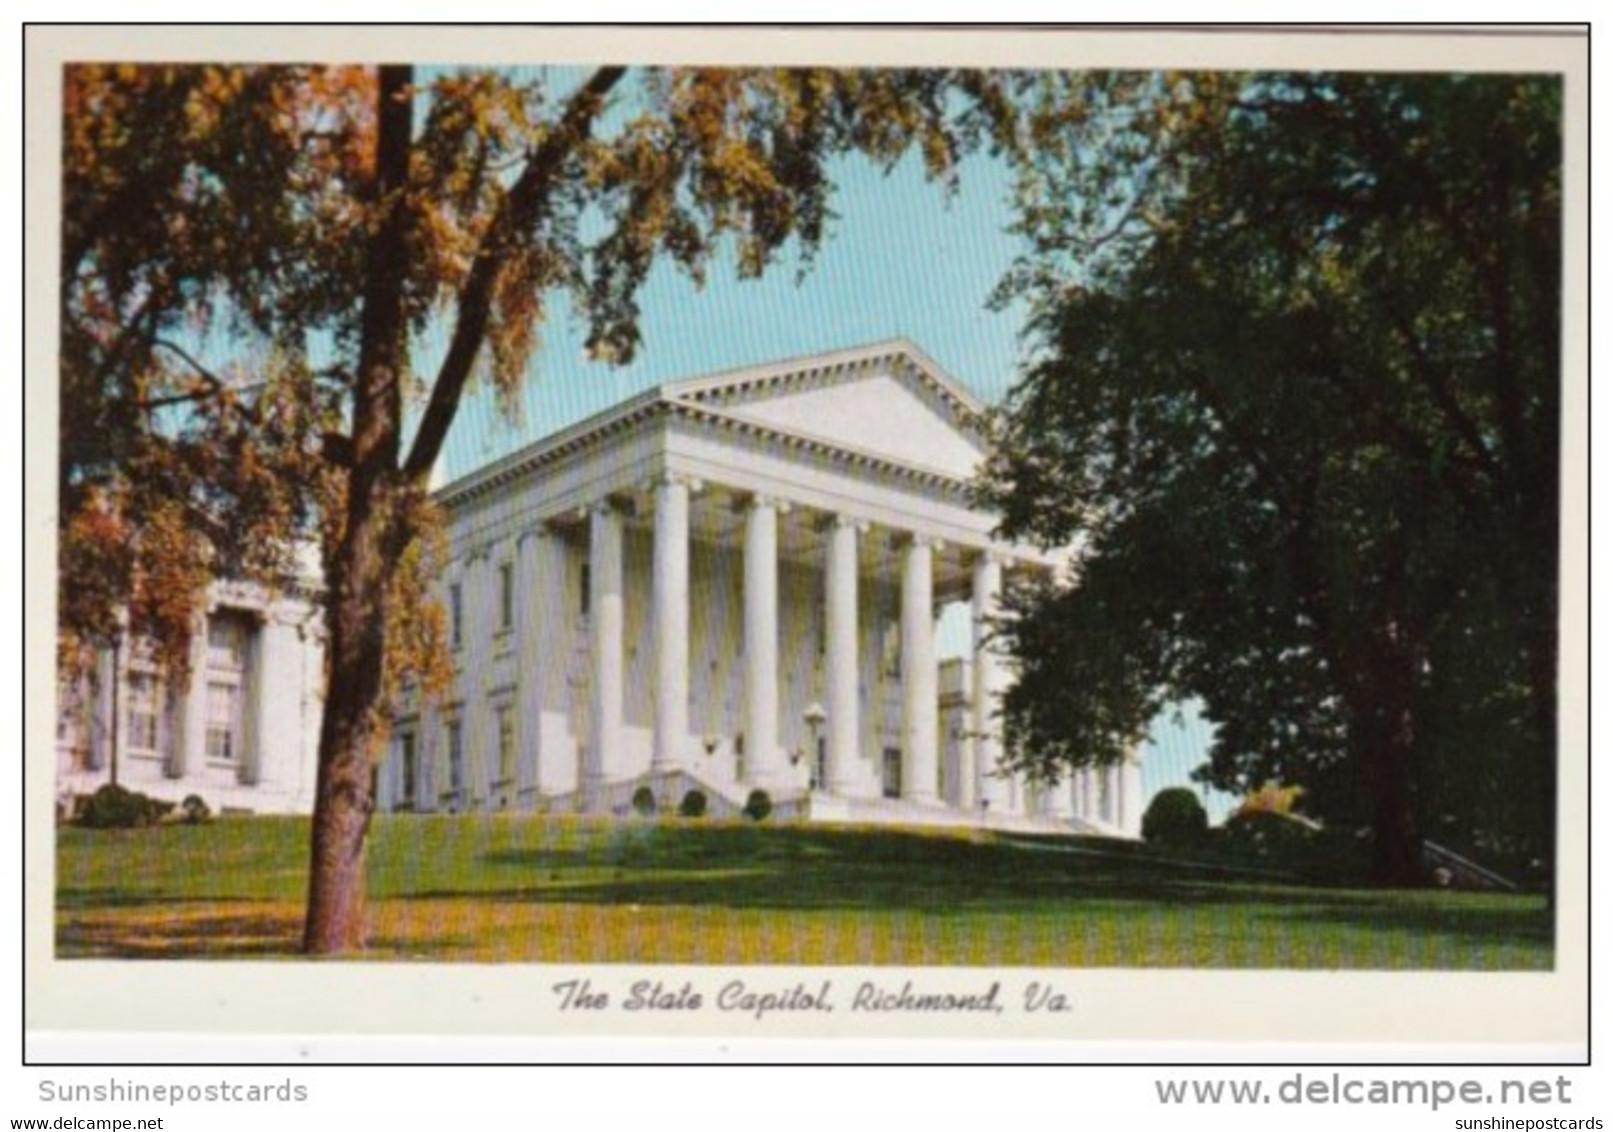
[380,340,1144,835]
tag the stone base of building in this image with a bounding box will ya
[534,767,1131,838]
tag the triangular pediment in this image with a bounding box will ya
[665,342,988,479]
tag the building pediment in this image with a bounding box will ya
[664,340,989,480]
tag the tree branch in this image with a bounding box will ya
[403,65,627,483]
[148,338,266,423]
[1384,305,1508,489]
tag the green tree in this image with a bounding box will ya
[60,63,1018,952]
[982,73,1561,886]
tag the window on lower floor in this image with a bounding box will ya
[882,747,902,799]
[445,719,464,796]
[125,671,165,756]
[496,704,516,783]
[398,731,417,806]
[205,679,242,761]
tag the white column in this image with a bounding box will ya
[825,515,862,795]
[1045,772,1074,818]
[744,495,785,788]
[901,536,939,803]
[972,553,1008,813]
[89,646,116,772]
[515,528,544,801]
[243,615,271,786]
[461,552,491,806]
[586,503,625,812]
[652,475,691,774]
[176,621,208,779]
[1121,753,1144,837]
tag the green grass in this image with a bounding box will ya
[54,815,1553,967]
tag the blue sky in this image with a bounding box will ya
[434,150,1026,476]
[427,90,1231,821]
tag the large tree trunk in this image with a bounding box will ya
[303,64,415,955]
[1353,634,1426,887]
[1361,705,1422,886]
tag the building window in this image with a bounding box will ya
[444,719,464,798]
[399,731,417,808]
[579,562,591,618]
[125,672,164,755]
[448,583,464,649]
[734,733,745,783]
[498,562,514,632]
[813,736,827,791]
[204,611,249,763]
[208,614,247,668]
[205,680,241,761]
[56,683,79,744]
[882,618,902,679]
[496,704,516,784]
[882,747,902,799]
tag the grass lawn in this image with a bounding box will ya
[55,815,1552,967]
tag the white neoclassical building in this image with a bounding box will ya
[380,340,1144,835]
[55,579,325,815]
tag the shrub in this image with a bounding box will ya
[76,783,168,830]
[180,794,212,825]
[677,789,707,818]
[1222,809,1315,857]
[1140,787,1208,846]
[742,789,773,822]
[1219,810,1370,885]
[631,785,657,817]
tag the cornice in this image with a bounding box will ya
[434,340,993,510]
[436,392,979,511]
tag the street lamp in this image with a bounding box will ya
[801,702,826,785]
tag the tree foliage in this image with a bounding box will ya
[60,62,1021,950]
[982,73,1562,885]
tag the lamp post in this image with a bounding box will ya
[802,701,826,789]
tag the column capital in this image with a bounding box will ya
[644,471,705,494]
[514,525,544,549]
[820,513,870,535]
[744,492,791,515]
[902,533,945,553]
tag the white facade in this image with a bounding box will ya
[380,340,1144,835]
[56,581,324,815]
